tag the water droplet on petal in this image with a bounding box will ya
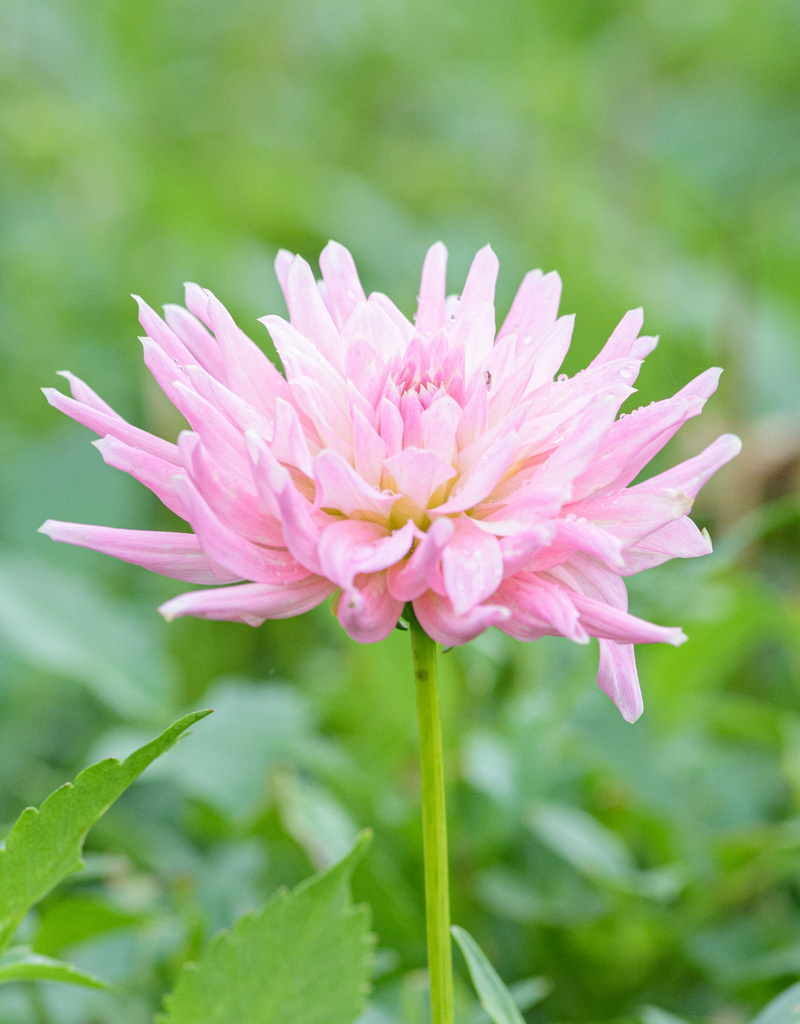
[557,373,569,383]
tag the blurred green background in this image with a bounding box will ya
[1,0,799,1021]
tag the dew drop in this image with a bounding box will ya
[557,373,569,383]
[619,412,628,419]
[620,368,632,379]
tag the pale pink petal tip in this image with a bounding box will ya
[43,240,737,723]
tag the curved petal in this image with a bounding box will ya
[441,518,503,615]
[387,518,454,601]
[412,590,510,646]
[318,520,414,589]
[176,476,308,584]
[597,641,643,723]
[39,521,239,584]
[94,436,186,519]
[160,577,335,626]
[338,573,404,643]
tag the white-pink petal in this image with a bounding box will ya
[160,577,335,626]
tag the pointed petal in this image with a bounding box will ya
[498,269,561,345]
[163,304,225,378]
[94,436,186,519]
[160,577,335,626]
[176,476,308,584]
[39,521,239,584]
[589,308,645,367]
[246,434,325,574]
[457,245,499,321]
[178,433,284,545]
[415,242,448,337]
[43,386,180,464]
[637,433,742,499]
[433,428,518,515]
[619,516,713,574]
[319,241,367,329]
[597,642,643,723]
[285,255,340,364]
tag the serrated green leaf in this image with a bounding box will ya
[0,710,210,952]
[750,982,800,1024]
[0,946,107,989]
[452,925,549,1024]
[159,831,374,1024]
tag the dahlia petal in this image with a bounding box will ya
[383,448,457,511]
[457,374,490,449]
[204,290,289,414]
[526,518,624,571]
[453,302,496,381]
[93,436,186,519]
[433,428,518,515]
[134,295,194,365]
[572,368,722,498]
[530,392,620,493]
[319,241,367,329]
[412,591,510,646]
[285,256,340,365]
[637,433,743,499]
[314,449,397,518]
[421,394,461,465]
[457,245,499,322]
[526,314,575,390]
[570,488,693,543]
[495,576,588,643]
[184,282,213,326]
[160,577,335,626]
[172,382,252,487]
[415,242,448,337]
[379,397,405,457]
[55,371,121,418]
[39,521,239,584]
[352,408,388,486]
[441,518,503,615]
[619,517,713,575]
[290,376,353,456]
[185,364,275,439]
[43,386,180,465]
[343,299,406,363]
[319,520,414,589]
[368,292,415,346]
[597,641,643,723]
[140,336,193,412]
[274,249,294,300]
[163,303,225,378]
[178,433,284,546]
[567,591,686,646]
[338,573,404,644]
[386,517,454,601]
[589,308,645,367]
[498,269,561,346]
[176,476,308,584]
[271,397,315,477]
[498,524,555,576]
[246,436,326,575]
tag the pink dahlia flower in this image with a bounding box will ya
[41,243,740,721]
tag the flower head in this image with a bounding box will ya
[41,242,740,721]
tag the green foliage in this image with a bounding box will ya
[452,925,550,1024]
[159,833,374,1024]
[0,711,209,952]
[750,983,800,1024]
[0,946,107,989]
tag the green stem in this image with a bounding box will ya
[409,614,454,1024]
